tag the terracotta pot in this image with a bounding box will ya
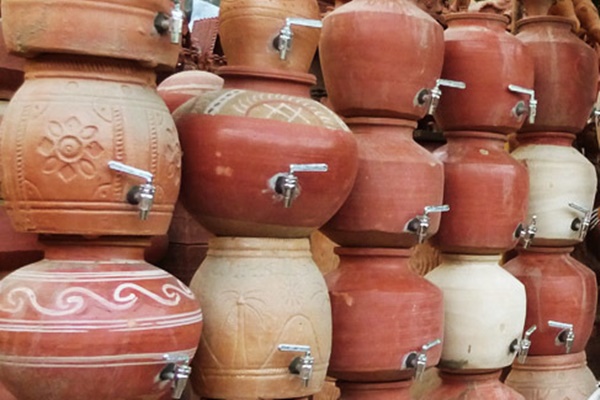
[0,236,203,400]
[503,247,597,355]
[219,0,321,73]
[1,0,180,68]
[337,381,413,400]
[435,13,535,134]
[0,19,24,100]
[421,370,525,400]
[325,247,444,382]
[432,132,529,254]
[217,65,317,98]
[0,382,16,400]
[0,205,43,276]
[0,56,181,236]
[157,70,224,113]
[515,16,599,134]
[174,88,358,237]
[505,352,598,399]
[425,254,526,371]
[189,237,332,399]
[322,118,444,248]
[319,0,444,119]
[511,132,597,246]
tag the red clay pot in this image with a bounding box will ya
[432,132,529,254]
[322,118,444,248]
[515,16,599,134]
[0,236,203,400]
[326,247,444,382]
[319,0,444,119]
[157,70,224,113]
[421,370,525,400]
[0,205,43,277]
[503,247,597,356]
[435,13,534,134]
[217,65,317,98]
[337,380,413,400]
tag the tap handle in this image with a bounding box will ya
[275,17,323,60]
[272,163,328,208]
[414,79,466,116]
[108,161,156,220]
[508,84,537,124]
[515,215,537,248]
[569,202,593,240]
[108,161,153,183]
[402,339,442,381]
[161,354,191,399]
[548,320,575,354]
[405,205,450,244]
[278,344,314,387]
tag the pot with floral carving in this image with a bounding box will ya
[421,370,525,400]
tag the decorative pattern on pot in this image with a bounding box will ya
[421,370,526,400]
[189,237,332,399]
[0,56,181,236]
[174,88,358,237]
[157,70,225,113]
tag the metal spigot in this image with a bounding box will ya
[404,205,450,244]
[508,84,537,124]
[548,320,575,354]
[278,344,314,387]
[108,161,156,220]
[272,163,328,208]
[160,354,192,399]
[274,18,323,60]
[569,202,593,241]
[414,79,466,116]
[154,0,184,44]
[402,339,442,381]
[510,325,537,364]
[515,215,537,248]
[588,106,600,126]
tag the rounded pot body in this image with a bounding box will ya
[505,352,598,398]
[0,56,181,236]
[157,70,224,113]
[174,89,358,237]
[218,0,320,73]
[503,247,597,355]
[326,247,444,382]
[1,0,180,68]
[0,237,203,400]
[421,370,525,400]
[189,237,332,399]
[337,380,413,400]
[425,254,526,371]
[511,133,597,246]
[435,13,534,134]
[319,0,444,119]
[432,132,529,254]
[322,118,444,248]
[515,16,599,134]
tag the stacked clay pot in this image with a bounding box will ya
[0,1,204,399]
[424,13,532,398]
[171,1,359,398]
[503,15,599,399]
[318,0,451,397]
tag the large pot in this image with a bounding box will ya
[189,237,332,399]
[0,56,181,236]
[515,16,599,134]
[325,247,444,382]
[432,132,529,254]
[322,118,444,248]
[157,70,224,113]
[319,0,444,119]
[503,247,597,355]
[435,13,534,134]
[0,236,203,400]
[421,370,525,400]
[337,381,413,400]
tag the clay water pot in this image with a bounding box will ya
[217,65,317,98]
[1,0,181,68]
[325,247,444,382]
[157,70,224,113]
[503,247,597,356]
[0,55,181,236]
[515,16,599,134]
[337,380,413,400]
[189,237,332,399]
[505,352,598,399]
[0,236,203,400]
[322,118,444,248]
[432,132,529,254]
[435,13,535,134]
[0,205,43,278]
[0,382,16,400]
[319,0,444,119]
[511,132,597,246]
[218,0,321,74]
[421,370,525,400]
[425,254,526,371]
[0,19,24,100]
[174,88,358,238]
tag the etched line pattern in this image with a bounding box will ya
[13,104,34,228]
[111,106,126,199]
[12,269,173,282]
[147,110,159,178]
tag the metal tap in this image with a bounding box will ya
[508,84,537,124]
[569,202,593,241]
[278,344,314,387]
[274,18,323,60]
[402,339,442,381]
[414,79,466,115]
[510,325,537,364]
[272,163,328,208]
[515,215,537,248]
[108,161,156,220]
[160,354,192,399]
[548,320,575,354]
[405,205,450,244]
[154,0,185,44]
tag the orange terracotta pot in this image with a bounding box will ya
[0,205,43,277]
[337,381,413,400]
[157,70,224,113]
[421,370,525,400]
[0,19,23,100]
[217,65,317,98]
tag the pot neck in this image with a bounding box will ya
[439,369,503,382]
[444,131,507,150]
[516,131,575,147]
[517,246,574,255]
[345,117,418,138]
[445,12,509,31]
[218,65,316,98]
[40,235,149,261]
[516,15,577,34]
